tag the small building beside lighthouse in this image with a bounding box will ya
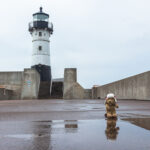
[29,7,53,98]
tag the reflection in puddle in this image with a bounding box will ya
[122,118,150,130]
[5,134,39,140]
[32,123,52,150]
[0,119,150,150]
[64,120,78,133]
[65,120,78,128]
[105,118,119,140]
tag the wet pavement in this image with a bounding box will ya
[0,100,150,150]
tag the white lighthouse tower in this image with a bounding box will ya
[29,7,53,98]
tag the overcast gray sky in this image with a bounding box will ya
[0,0,150,88]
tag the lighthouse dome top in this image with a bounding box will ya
[33,7,49,21]
[29,7,53,34]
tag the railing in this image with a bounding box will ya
[29,21,53,33]
[29,22,33,30]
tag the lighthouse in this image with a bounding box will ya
[29,7,53,98]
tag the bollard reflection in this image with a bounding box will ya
[105,118,119,140]
[64,120,78,133]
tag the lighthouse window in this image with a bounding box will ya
[39,32,42,36]
[39,46,42,51]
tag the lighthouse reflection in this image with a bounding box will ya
[32,121,52,150]
[105,118,120,140]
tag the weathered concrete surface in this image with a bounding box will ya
[63,68,77,98]
[63,68,84,99]
[0,72,23,99]
[93,71,150,100]
[21,69,40,100]
[92,86,99,99]
[64,82,85,99]
[0,99,149,121]
[0,69,40,100]
[84,89,92,99]
[63,68,91,99]
[0,72,23,85]
[0,88,13,100]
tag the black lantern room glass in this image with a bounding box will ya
[33,14,49,22]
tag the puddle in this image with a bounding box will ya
[122,118,150,130]
[4,134,42,140]
[0,119,149,150]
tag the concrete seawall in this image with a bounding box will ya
[0,69,40,100]
[0,72,23,99]
[63,68,84,99]
[0,88,13,100]
[93,71,150,100]
[63,68,92,99]
[21,69,40,99]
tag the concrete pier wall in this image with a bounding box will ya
[63,68,77,95]
[84,89,92,99]
[0,69,40,100]
[63,68,91,99]
[63,68,84,99]
[21,69,40,100]
[0,72,23,85]
[0,88,13,100]
[93,71,150,100]
[0,72,23,99]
